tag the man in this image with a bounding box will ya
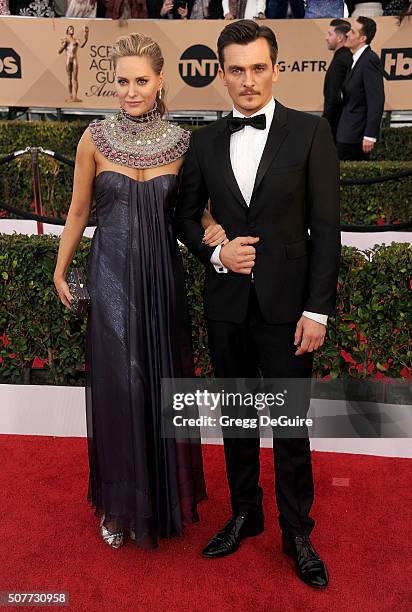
[175,20,340,589]
[336,16,385,161]
[323,19,353,140]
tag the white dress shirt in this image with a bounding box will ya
[351,44,376,142]
[210,97,328,326]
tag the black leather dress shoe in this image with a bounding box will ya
[282,534,329,588]
[202,514,264,558]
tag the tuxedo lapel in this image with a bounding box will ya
[344,46,370,85]
[250,101,289,205]
[213,112,248,210]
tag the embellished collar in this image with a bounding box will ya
[89,108,190,170]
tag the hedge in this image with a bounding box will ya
[1,121,410,226]
[0,235,410,385]
[1,120,410,161]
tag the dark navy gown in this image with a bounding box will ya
[85,170,206,548]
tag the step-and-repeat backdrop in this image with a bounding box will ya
[0,16,411,111]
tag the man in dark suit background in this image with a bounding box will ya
[323,19,353,141]
[336,16,385,161]
[175,20,340,589]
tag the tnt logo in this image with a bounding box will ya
[0,48,22,78]
[179,45,219,88]
[381,48,412,80]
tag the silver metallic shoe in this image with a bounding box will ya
[99,516,125,549]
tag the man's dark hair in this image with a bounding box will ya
[356,16,377,45]
[217,19,278,70]
[330,19,351,37]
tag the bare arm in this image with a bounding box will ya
[80,27,89,48]
[200,207,228,247]
[53,128,95,308]
[58,39,67,54]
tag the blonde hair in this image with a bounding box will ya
[111,33,166,116]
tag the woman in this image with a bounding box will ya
[54,33,227,549]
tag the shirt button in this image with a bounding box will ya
[249,221,256,229]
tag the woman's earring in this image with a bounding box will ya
[159,89,162,100]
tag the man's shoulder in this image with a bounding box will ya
[335,47,353,66]
[190,114,228,144]
[284,106,321,131]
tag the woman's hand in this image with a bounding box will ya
[202,224,228,247]
[54,274,73,310]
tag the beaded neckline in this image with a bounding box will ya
[119,106,161,124]
[89,108,190,170]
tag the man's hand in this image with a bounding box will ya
[362,138,375,154]
[220,236,259,274]
[294,315,326,356]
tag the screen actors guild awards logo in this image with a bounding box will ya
[179,45,219,88]
[58,25,90,102]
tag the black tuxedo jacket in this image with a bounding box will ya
[336,46,385,144]
[174,101,341,324]
[323,46,353,139]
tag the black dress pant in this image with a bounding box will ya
[206,284,315,537]
[337,141,371,161]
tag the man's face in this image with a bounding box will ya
[346,21,366,51]
[219,38,279,116]
[326,28,340,51]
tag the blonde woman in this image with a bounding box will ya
[54,33,227,549]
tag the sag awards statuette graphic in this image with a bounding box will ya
[85,44,117,99]
[58,25,89,103]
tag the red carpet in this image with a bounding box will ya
[0,435,411,612]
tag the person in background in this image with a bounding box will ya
[336,16,385,160]
[305,0,344,18]
[0,0,10,12]
[323,19,352,140]
[147,0,192,17]
[266,0,304,19]
[102,0,147,17]
[223,0,266,19]
[66,0,97,17]
[351,2,383,15]
[383,0,412,19]
[190,0,223,17]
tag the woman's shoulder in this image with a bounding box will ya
[162,120,191,154]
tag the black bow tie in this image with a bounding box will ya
[227,114,266,134]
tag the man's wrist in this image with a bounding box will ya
[302,311,328,326]
[210,244,228,273]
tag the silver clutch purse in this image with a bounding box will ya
[67,268,90,315]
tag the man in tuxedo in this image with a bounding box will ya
[336,16,385,161]
[175,20,340,589]
[323,19,353,141]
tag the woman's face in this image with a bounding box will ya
[67,26,74,36]
[114,56,163,116]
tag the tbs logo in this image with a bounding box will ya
[0,48,22,78]
[381,48,412,80]
[179,45,219,88]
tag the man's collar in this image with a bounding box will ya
[352,44,369,63]
[232,97,275,122]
